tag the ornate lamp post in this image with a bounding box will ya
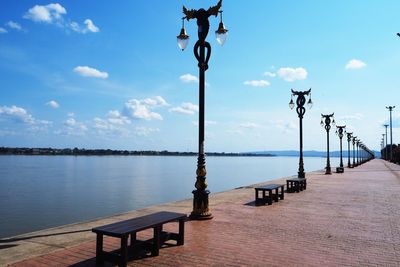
[177,0,228,220]
[356,140,361,166]
[321,113,335,174]
[335,125,346,173]
[383,124,389,160]
[346,132,353,168]
[386,106,395,162]
[352,136,357,167]
[289,88,313,178]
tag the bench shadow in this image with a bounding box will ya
[0,244,18,250]
[70,241,178,266]
[69,258,112,267]
[0,229,91,243]
[244,200,257,206]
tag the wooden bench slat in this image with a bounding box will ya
[92,211,186,236]
[255,184,283,190]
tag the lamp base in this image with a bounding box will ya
[190,190,213,220]
[325,167,332,175]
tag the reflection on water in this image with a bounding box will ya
[0,155,339,238]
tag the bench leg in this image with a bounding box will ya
[130,232,136,248]
[274,188,279,202]
[152,226,161,256]
[287,180,293,193]
[268,190,272,205]
[120,236,128,267]
[263,190,266,204]
[281,186,284,200]
[255,189,260,205]
[96,233,104,265]
[178,219,185,245]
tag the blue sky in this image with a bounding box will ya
[0,0,399,152]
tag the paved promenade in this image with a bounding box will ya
[1,159,400,266]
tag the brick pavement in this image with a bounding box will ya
[5,159,400,266]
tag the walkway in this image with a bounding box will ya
[2,159,400,266]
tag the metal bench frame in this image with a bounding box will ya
[254,184,285,205]
[92,211,186,267]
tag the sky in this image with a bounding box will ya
[0,0,399,152]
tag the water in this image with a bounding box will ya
[0,155,340,238]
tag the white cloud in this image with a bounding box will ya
[142,96,168,107]
[92,117,128,136]
[180,73,198,83]
[24,3,99,34]
[272,120,297,132]
[92,115,133,138]
[64,118,77,127]
[339,113,364,121]
[46,100,59,109]
[134,126,159,136]
[0,105,51,129]
[69,21,80,32]
[6,21,22,31]
[73,66,108,79]
[67,112,74,117]
[58,117,87,136]
[106,110,131,125]
[345,59,366,70]
[24,3,67,23]
[169,102,199,115]
[226,129,244,135]
[263,71,276,77]
[84,19,99,33]
[0,105,34,124]
[124,96,167,121]
[192,120,217,126]
[239,122,260,129]
[0,27,7,33]
[70,19,100,34]
[277,67,308,82]
[243,80,270,87]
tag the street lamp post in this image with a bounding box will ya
[352,136,357,167]
[356,140,360,166]
[321,113,335,175]
[289,89,313,178]
[382,133,386,160]
[383,124,389,160]
[346,132,353,168]
[177,0,228,220]
[386,106,395,162]
[336,125,346,173]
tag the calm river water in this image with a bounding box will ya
[0,155,340,238]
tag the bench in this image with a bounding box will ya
[336,167,344,173]
[92,211,186,267]
[254,184,284,205]
[286,178,307,193]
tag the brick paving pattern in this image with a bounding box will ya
[6,159,400,266]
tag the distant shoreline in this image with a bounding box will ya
[0,147,275,157]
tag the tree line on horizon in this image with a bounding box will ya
[0,147,274,157]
